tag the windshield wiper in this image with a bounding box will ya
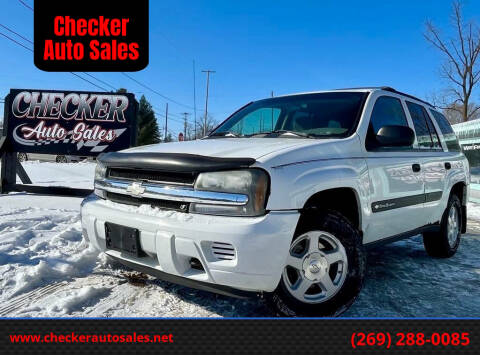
[209,131,242,138]
[244,131,272,137]
[245,130,314,138]
[267,130,318,138]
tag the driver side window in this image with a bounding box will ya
[366,96,410,150]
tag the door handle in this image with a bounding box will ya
[445,162,451,170]
[412,163,421,173]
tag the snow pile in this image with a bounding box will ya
[0,207,101,303]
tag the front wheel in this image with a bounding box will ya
[423,194,462,258]
[266,210,366,317]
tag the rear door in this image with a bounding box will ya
[428,109,466,223]
[363,95,426,243]
[405,101,446,224]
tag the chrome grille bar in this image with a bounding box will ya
[95,178,249,206]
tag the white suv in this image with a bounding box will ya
[81,87,469,316]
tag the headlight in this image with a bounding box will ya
[190,169,269,216]
[94,162,107,198]
[95,161,107,180]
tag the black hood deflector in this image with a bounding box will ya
[98,152,256,173]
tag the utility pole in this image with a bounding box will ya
[181,112,190,140]
[193,60,197,139]
[271,91,274,130]
[202,69,215,136]
[164,103,168,142]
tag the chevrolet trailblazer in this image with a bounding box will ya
[81,87,469,316]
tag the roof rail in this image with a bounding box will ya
[380,87,434,108]
[333,86,434,108]
[333,86,388,90]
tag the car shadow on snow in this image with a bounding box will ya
[344,234,480,317]
[114,233,480,318]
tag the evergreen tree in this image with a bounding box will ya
[136,95,161,146]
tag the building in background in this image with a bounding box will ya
[452,120,480,169]
[453,120,480,202]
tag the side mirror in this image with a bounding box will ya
[375,125,415,147]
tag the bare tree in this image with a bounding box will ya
[427,90,480,124]
[424,1,480,122]
[187,115,218,139]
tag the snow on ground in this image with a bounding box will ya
[0,161,479,317]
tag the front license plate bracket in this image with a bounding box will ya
[105,222,144,257]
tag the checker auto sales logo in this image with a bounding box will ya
[34,0,148,71]
[5,89,137,156]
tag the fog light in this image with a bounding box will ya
[189,257,204,271]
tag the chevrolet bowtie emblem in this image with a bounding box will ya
[126,181,146,197]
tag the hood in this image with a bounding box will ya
[123,138,317,160]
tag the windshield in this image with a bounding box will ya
[210,92,368,138]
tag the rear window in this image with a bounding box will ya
[429,109,461,152]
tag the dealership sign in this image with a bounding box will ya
[3,89,137,156]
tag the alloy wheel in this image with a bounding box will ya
[282,231,348,304]
[447,205,460,247]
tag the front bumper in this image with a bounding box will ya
[81,195,299,293]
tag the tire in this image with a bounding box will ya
[423,194,462,258]
[266,210,366,317]
[56,155,67,163]
[17,153,28,162]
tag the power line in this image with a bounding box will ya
[0,31,32,51]
[68,73,109,91]
[5,7,194,120]
[0,23,117,92]
[81,72,117,91]
[153,111,183,125]
[17,0,33,11]
[0,30,111,91]
[151,104,183,122]
[121,72,193,110]
[0,24,32,44]
[152,105,182,118]
[9,2,197,114]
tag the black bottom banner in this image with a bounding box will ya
[1,318,479,354]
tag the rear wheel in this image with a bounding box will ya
[423,194,462,258]
[266,210,366,317]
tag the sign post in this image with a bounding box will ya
[0,88,138,196]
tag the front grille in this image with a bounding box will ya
[108,168,195,185]
[105,192,189,212]
[211,242,236,261]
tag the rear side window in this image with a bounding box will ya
[424,113,441,148]
[406,101,440,149]
[429,109,461,152]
